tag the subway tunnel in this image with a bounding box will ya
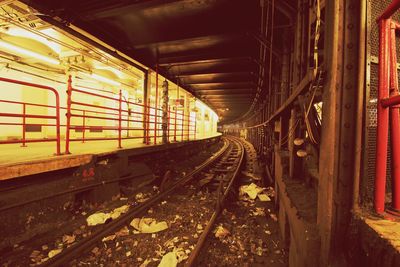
[0,0,399,266]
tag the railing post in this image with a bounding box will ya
[194,115,197,140]
[154,65,159,145]
[174,108,177,142]
[186,112,189,140]
[144,100,148,144]
[82,110,86,143]
[390,22,400,212]
[147,99,151,145]
[65,75,72,154]
[168,106,171,143]
[375,19,391,214]
[118,89,122,148]
[181,110,184,141]
[21,103,27,147]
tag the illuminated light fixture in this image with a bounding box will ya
[0,39,60,65]
[94,65,124,78]
[91,73,121,86]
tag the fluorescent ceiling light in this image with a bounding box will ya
[94,65,124,78]
[0,39,60,65]
[91,73,121,86]
[4,28,62,54]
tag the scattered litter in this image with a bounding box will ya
[126,251,131,257]
[158,247,189,267]
[41,245,48,251]
[140,258,152,267]
[294,138,305,146]
[48,248,62,258]
[116,226,130,237]
[110,205,129,219]
[258,194,271,202]
[164,237,180,248]
[102,234,116,242]
[214,225,230,239]
[62,234,75,244]
[30,250,41,259]
[161,201,167,205]
[86,205,130,226]
[252,207,266,216]
[296,150,307,157]
[130,218,169,234]
[86,212,111,226]
[135,193,148,203]
[270,213,278,221]
[239,183,265,200]
[171,215,182,223]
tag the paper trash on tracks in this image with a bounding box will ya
[110,205,129,219]
[239,183,264,200]
[87,212,111,226]
[158,252,178,267]
[48,248,62,258]
[257,194,271,202]
[158,247,188,267]
[87,205,130,226]
[130,218,168,234]
[214,225,230,239]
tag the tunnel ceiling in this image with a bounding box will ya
[23,0,293,122]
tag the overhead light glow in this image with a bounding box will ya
[4,28,62,54]
[91,73,121,86]
[94,65,124,78]
[0,39,60,65]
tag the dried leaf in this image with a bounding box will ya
[62,234,76,244]
[215,225,230,239]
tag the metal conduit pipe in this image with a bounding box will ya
[352,0,366,212]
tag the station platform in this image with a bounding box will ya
[0,134,221,181]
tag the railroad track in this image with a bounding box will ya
[36,136,244,266]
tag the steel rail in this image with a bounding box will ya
[40,137,231,267]
[185,136,245,266]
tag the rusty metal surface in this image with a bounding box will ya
[20,0,294,122]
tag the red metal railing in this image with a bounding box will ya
[0,75,198,156]
[375,1,400,215]
[64,76,198,151]
[65,76,168,153]
[0,77,61,155]
[167,108,196,142]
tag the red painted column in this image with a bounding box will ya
[65,75,73,154]
[375,19,391,214]
[390,23,400,211]
[118,90,122,148]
